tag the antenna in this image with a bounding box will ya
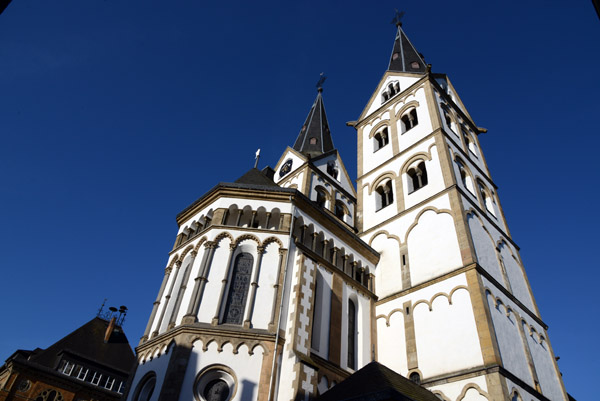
[391,9,405,27]
[97,300,128,326]
[96,298,107,317]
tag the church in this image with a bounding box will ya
[123,19,569,401]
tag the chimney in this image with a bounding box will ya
[104,317,116,343]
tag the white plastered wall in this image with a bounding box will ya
[498,242,534,312]
[413,285,483,378]
[485,291,533,387]
[363,75,422,117]
[376,274,483,379]
[312,153,356,197]
[370,232,402,299]
[178,340,265,401]
[467,213,505,286]
[406,208,463,286]
[376,307,407,374]
[126,348,172,401]
[483,278,566,401]
[427,375,489,401]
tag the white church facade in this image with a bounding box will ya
[124,21,569,401]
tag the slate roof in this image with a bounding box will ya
[388,25,427,74]
[292,89,335,158]
[234,167,279,188]
[315,361,441,401]
[15,317,135,374]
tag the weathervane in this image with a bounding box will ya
[316,72,327,92]
[391,9,405,27]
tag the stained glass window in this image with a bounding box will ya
[223,253,253,325]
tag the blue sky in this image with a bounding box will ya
[1,1,598,399]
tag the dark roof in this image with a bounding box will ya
[388,25,427,74]
[315,362,440,401]
[22,317,135,374]
[234,167,279,188]
[292,89,335,158]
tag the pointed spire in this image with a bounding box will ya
[292,82,335,158]
[388,17,427,74]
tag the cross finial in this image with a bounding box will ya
[316,72,327,92]
[391,9,405,27]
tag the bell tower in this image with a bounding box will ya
[355,20,569,401]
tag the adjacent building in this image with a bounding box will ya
[0,315,135,401]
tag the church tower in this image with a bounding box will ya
[354,21,569,400]
[124,86,378,401]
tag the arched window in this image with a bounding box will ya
[456,160,475,194]
[35,390,64,401]
[223,253,254,325]
[334,200,347,220]
[133,373,156,401]
[347,299,357,369]
[400,108,418,133]
[381,81,400,103]
[373,127,389,151]
[407,162,428,193]
[315,188,327,208]
[462,128,478,155]
[478,183,496,217]
[375,180,394,211]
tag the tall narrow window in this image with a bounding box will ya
[223,253,254,325]
[311,274,322,352]
[347,299,357,369]
[400,108,418,133]
[373,127,389,151]
[407,162,428,194]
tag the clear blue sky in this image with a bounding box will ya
[1,1,597,399]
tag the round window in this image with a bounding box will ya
[195,367,236,401]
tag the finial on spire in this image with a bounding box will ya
[254,149,261,168]
[316,72,327,92]
[391,9,405,27]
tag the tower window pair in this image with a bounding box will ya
[407,162,428,193]
[375,180,394,211]
[381,81,400,103]
[373,127,389,151]
[400,108,418,133]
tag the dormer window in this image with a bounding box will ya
[400,108,418,133]
[310,137,318,145]
[373,127,389,152]
[381,81,400,103]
